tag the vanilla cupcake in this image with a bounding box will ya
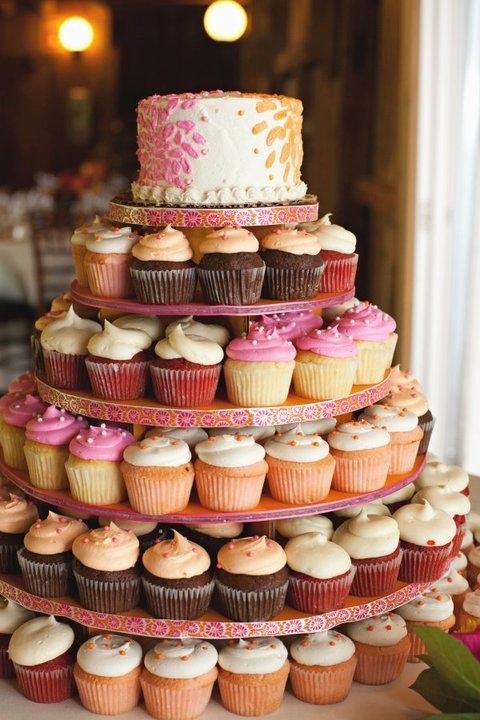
[455,588,480,633]
[0,393,48,470]
[84,224,138,298]
[430,568,471,612]
[71,216,109,288]
[344,613,410,685]
[383,382,434,455]
[358,403,423,474]
[144,426,208,459]
[466,546,480,588]
[0,598,35,678]
[0,493,39,573]
[412,484,471,558]
[395,590,456,662]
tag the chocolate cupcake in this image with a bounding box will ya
[260,226,323,301]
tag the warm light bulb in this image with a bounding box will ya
[203,1,248,42]
[58,16,94,52]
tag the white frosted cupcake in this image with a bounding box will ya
[164,315,230,347]
[430,568,471,612]
[345,613,410,685]
[412,484,471,559]
[71,216,109,288]
[414,460,470,494]
[358,403,423,474]
[394,590,456,662]
[0,598,35,678]
[84,224,138,298]
[112,313,164,342]
[327,419,391,493]
[274,514,334,546]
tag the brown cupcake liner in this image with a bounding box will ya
[197,265,265,306]
[42,349,89,390]
[0,646,15,679]
[262,265,324,301]
[17,548,74,597]
[287,566,356,614]
[85,358,150,400]
[0,535,23,573]
[289,655,357,704]
[141,576,215,619]
[150,363,221,407]
[215,579,289,622]
[417,416,436,455]
[130,266,197,305]
[73,568,141,614]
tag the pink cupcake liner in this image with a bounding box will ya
[122,467,194,515]
[287,566,356,614]
[194,468,266,512]
[85,256,133,298]
[85,358,149,400]
[389,438,422,474]
[319,254,358,293]
[266,456,335,504]
[141,577,215,619]
[289,656,357,704]
[150,363,221,407]
[74,666,142,715]
[140,669,217,720]
[218,663,289,716]
[42,349,89,390]
[197,265,265,305]
[398,541,453,583]
[13,660,75,703]
[130,266,197,305]
[330,450,390,494]
[353,638,410,685]
[215,580,289,622]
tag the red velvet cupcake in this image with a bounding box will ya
[411,484,471,559]
[0,598,35,679]
[299,213,358,293]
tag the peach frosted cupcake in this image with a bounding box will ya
[140,638,218,720]
[0,493,38,573]
[344,613,410,685]
[217,637,289,717]
[394,590,456,662]
[264,424,335,504]
[84,224,138,298]
[358,403,423,474]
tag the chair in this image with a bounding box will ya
[31,222,76,315]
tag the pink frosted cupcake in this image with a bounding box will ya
[24,406,88,490]
[260,226,324,300]
[335,301,398,384]
[300,213,358,293]
[130,225,197,304]
[252,309,323,342]
[412,484,471,559]
[358,403,423,474]
[285,531,355,613]
[8,615,76,703]
[86,320,152,400]
[0,390,26,451]
[7,371,36,395]
[40,305,102,390]
[345,613,410,685]
[71,217,109,289]
[293,324,359,400]
[224,325,296,406]
[150,324,224,407]
[84,224,138,298]
[0,493,38,573]
[65,423,135,505]
[264,425,335,504]
[0,393,48,470]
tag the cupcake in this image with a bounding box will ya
[72,521,141,613]
[274,514,334,546]
[208,424,276,445]
[288,629,357,705]
[394,590,456,662]
[40,304,102,390]
[332,509,402,597]
[0,597,35,679]
[411,484,471,559]
[344,613,410,685]
[415,459,470,495]
[70,216,109,288]
[23,406,89,490]
[430,568,471,613]
[150,324,223,407]
[276,416,337,439]
[17,510,88,597]
[223,325,296,406]
[217,637,289,716]
[140,638,218,720]
[196,224,265,305]
[65,423,135,506]
[331,500,391,528]
[466,546,480,588]
[164,315,230,347]
[260,226,324,300]
[85,320,152,401]
[455,588,480,633]
[0,393,48,470]
[285,531,355,614]
[121,435,194,515]
[0,390,26,451]
[7,371,36,395]
[264,424,335,504]
[74,633,144,715]
[256,309,323,342]
[83,224,138,298]
[358,403,423,474]
[130,225,197,304]
[215,535,289,622]
[393,499,457,583]
[0,493,39,573]
[141,529,214,619]
[292,324,359,400]
[383,383,435,455]
[327,419,391,494]
[112,313,164,343]
[321,296,360,326]
[144,425,208,459]
[194,433,268,512]
[380,481,416,514]
[335,301,398,384]
[98,516,170,554]
[181,521,245,562]
[8,615,76,703]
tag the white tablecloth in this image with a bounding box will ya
[0,225,38,307]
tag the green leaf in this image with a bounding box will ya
[410,667,479,713]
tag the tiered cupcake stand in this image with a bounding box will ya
[1,201,430,642]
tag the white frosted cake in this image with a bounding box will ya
[131,90,308,206]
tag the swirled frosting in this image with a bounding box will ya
[285,532,351,578]
[112,314,164,341]
[332,509,400,559]
[333,500,391,519]
[87,320,152,360]
[260,226,320,255]
[154,324,224,365]
[194,433,266,468]
[389,364,422,392]
[295,325,358,358]
[412,485,471,517]
[327,419,390,451]
[40,305,102,355]
[274,514,334,540]
[393,499,456,546]
[289,630,356,666]
[71,217,108,247]
[142,529,210,579]
[0,390,25,416]
[25,406,88,446]
[0,598,35,633]
[8,615,75,665]
[165,316,230,347]
[188,522,244,539]
[395,591,454,622]
[24,511,88,554]
[208,425,276,443]
[415,461,470,493]
[335,301,396,341]
[144,638,218,679]
[199,225,259,254]
[358,404,420,433]
[218,637,288,674]
[145,426,208,449]
[264,425,331,462]
[276,418,337,436]
[345,613,408,646]
[430,569,470,597]
[461,589,480,618]
[3,393,48,428]
[299,213,357,253]
[8,371,36,395]
[85,225,138,254]
[216,535,286,575]
[132,225,193,262]
[0,494,38,533]
[99,516,158,537]
[225,325,296,362]
[68,424,135,461]
[123,435,192,467]
[76,634,143,677]
[72,522,140,571]
[384,385,430,416]
[321,297,360,326]
[257,310,323,340]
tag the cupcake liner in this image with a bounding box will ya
[197,265,265,306]
[353,339,393,385]
[215,579,289,622]
[84,253,133,298]
[265,454,335,504]
[405,615,456,663]
[262,265,324,301]
[454,610,480,634]
[292,354,358,401]
[42,349,89,390]
[353,635,411,685]
[141,576,214,619]
[217,662,289,716]
[0,423,27,470]
[451,520,467,559]
[130,266,197,305]
[85,357,149,400]
[122,462,194,515]
[289,655,357,704]
[17,548,73,597]
[287,566,356,614]
[349,548,403,597]
[73,563,141,613]
[149,363,221,407]
[71,243,89,288]
[318,253,358,293]
[74,664,142,715]
[0,534,23,573]
[140,667,218,720]
[388,436,422,475]
[0,638,15,679]
[330,445,391,494]
[194,459,267,512]
[13,659,75,703]
[398,541,453,583]
[66,458,127,505]
[24,440,70,490]
[417,415,436,455]
[223,359,295,406]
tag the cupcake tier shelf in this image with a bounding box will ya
[0,573,432,640]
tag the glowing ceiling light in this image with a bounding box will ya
[58,16,94,52]
[203,1,248,42]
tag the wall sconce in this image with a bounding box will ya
[203,0,248,42]
[58,16,94,53]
